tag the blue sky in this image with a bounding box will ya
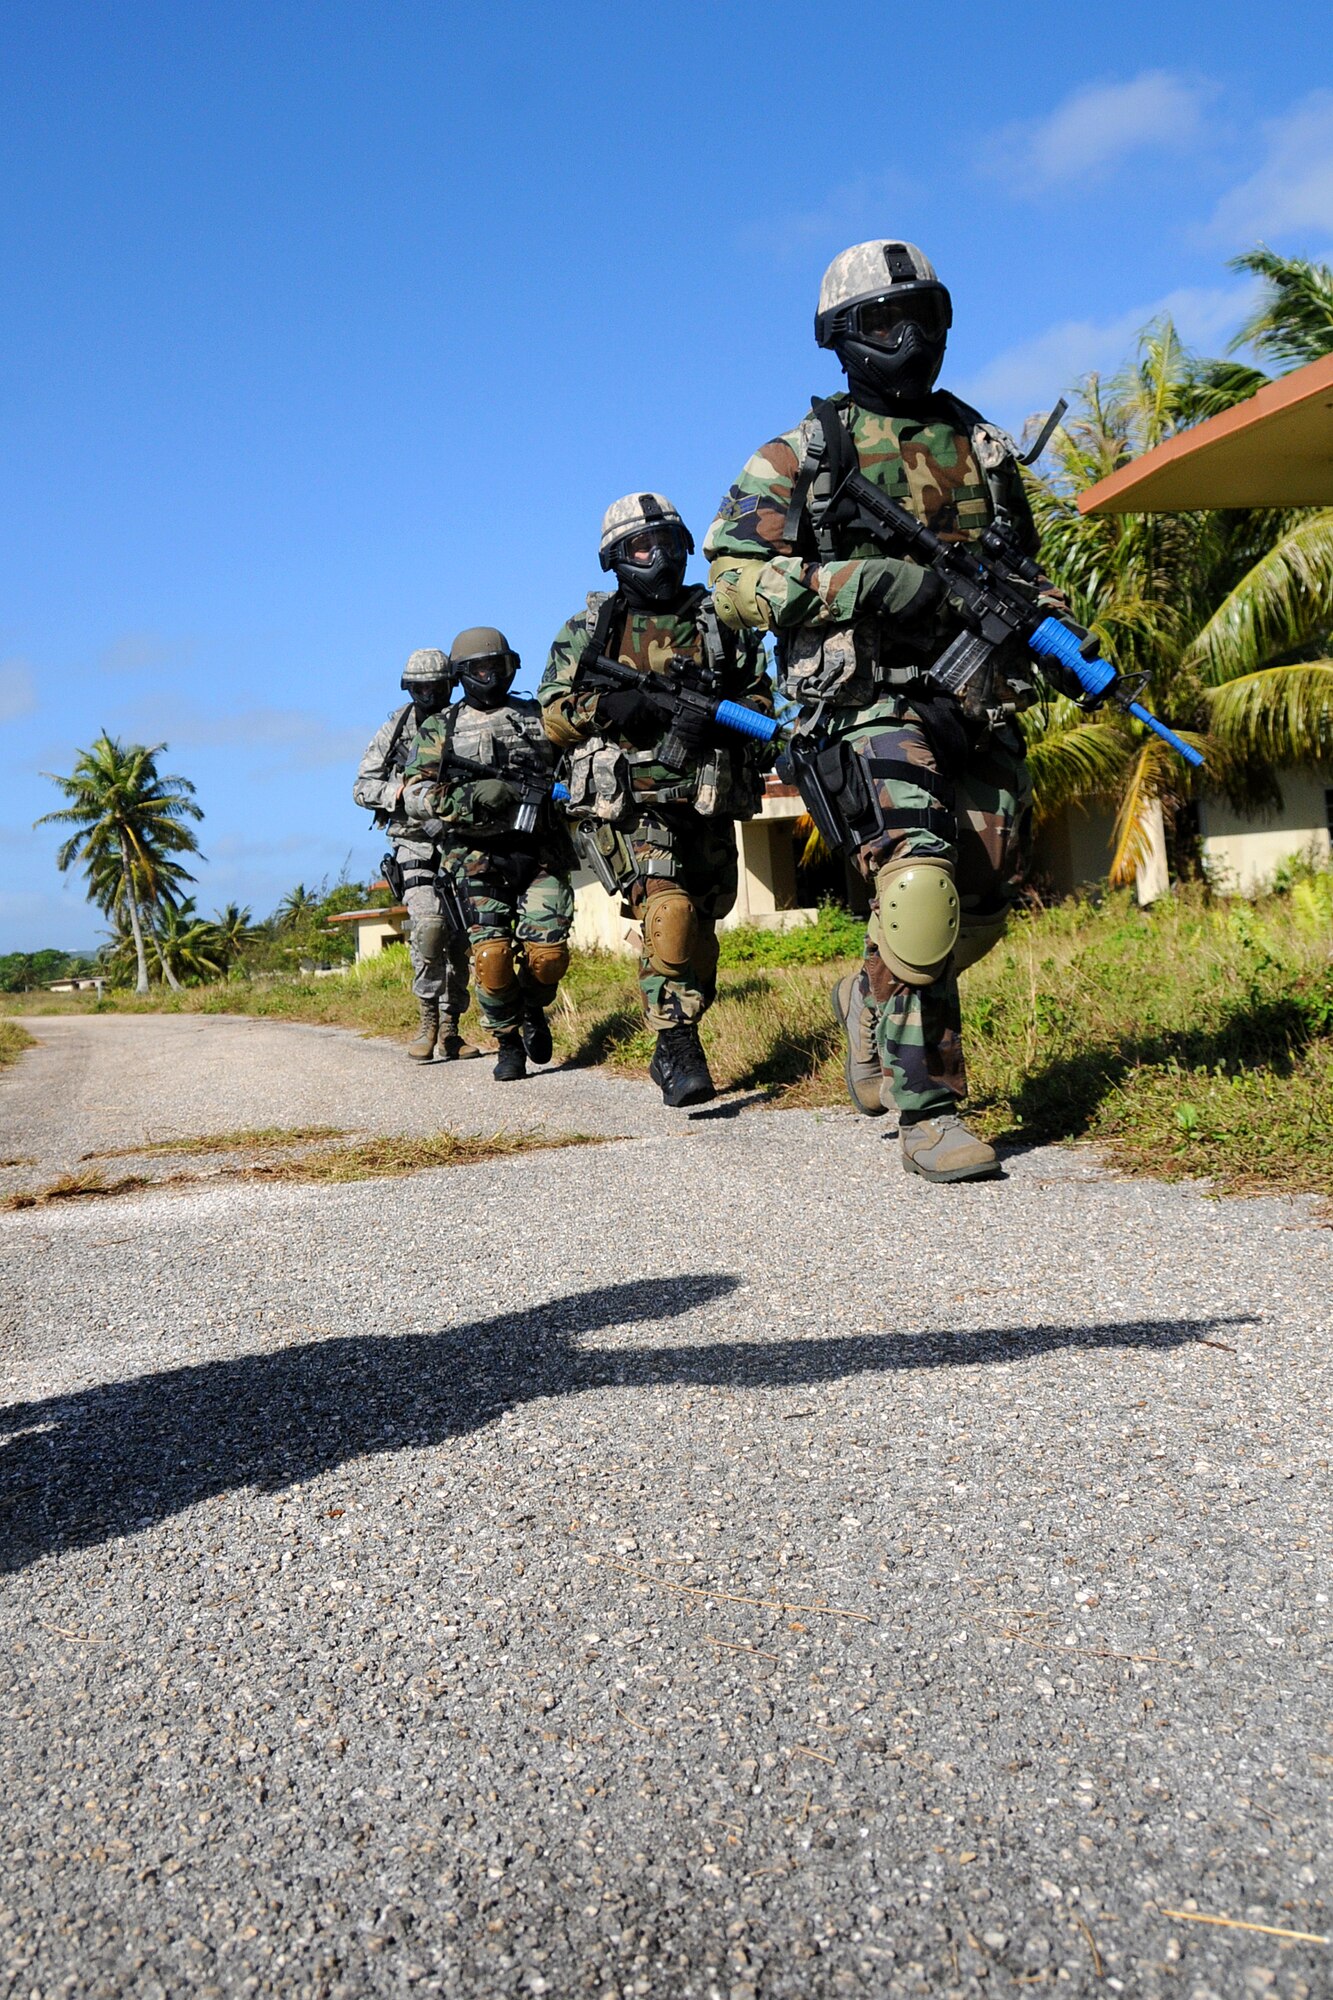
[3,1,1332,950]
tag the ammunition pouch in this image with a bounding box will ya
[691,748,766,821]
[563,739,636,824]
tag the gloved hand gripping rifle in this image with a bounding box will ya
[828,458,1204,770]
[576,652,780,771]
[427,743,570,836]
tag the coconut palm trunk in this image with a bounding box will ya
[122,855,151,993]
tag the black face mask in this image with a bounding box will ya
[838,324,947,410]
[458,659,516,711]
[606,526,692,608]
[404,683,450,724]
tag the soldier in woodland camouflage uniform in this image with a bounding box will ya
[705,240,1060,1182]
[353,649,480,1062]
[403,627,574,1083]
[540,494,772,1107]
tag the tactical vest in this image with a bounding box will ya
[435,693,551,774]
[777,393,1036,712]
[573,589,763,819]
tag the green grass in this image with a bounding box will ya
[6,880,1332,1201]
[0,1021,35,1069]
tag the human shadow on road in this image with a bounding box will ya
[0,1277,1243,1574]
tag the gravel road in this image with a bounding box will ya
[2,1014,1329,1998]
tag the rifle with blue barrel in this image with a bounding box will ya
[820,426,1204,770]
[576,651,781,771]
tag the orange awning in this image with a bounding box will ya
[1078,352,1333,514]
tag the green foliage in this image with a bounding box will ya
[1228,245,1333,371]
[716,902,866,966]
[0,949,99,992]
[1027,250,1333,883]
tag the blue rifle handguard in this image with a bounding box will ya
[713,698,780,745]
[1028,618,1205,769]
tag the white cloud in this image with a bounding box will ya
[0,659,37,724]
[959,283,1252,432]
[99,632,191,675]
[119,697,365,772]
[986,71,1214,195]
[1207,90,1333,245]
[738,172,921,261]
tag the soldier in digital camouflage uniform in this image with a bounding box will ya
[539,493,772,1107]
[705,240,1062,1182]
[403,627,575,1083]
[352,648,481,1062]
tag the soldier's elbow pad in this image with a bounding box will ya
[708,559,773,632]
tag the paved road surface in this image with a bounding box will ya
[2,1015,1329,1998]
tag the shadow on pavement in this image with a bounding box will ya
[1,1277,1244,1573]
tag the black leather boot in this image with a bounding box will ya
[649,1023,716,1108]
[521,1001,553,1066]
[493,1032,527,1082]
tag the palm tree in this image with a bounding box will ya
[157,899,228,984]
[213,902,259,969]
[1024,316,1333,883]
[275,883,320,931]
[37,735,202,993]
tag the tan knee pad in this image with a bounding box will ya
[473,936,516,995]
[523,941,569,988]
[642,888,698,979]
[953,909,1010,976]
[689,917,719,986]
[870,858,960,987]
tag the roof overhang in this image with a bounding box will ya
[1078,352,1333,514]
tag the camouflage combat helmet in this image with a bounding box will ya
[400,646,452,691]
[449,625,519,712]
[815,240,952,401]
[598,492,695,605]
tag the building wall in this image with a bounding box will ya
[1199,774,1333,893]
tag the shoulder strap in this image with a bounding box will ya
[586,590,627,663]
[385,701,414,768]
[783,394,856,546]
[696,594,737,675]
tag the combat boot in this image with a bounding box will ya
[900,1114,999,1184]
[406,998,439,1062]
[493,1032,527,1083]
[830,972,886,1116]
[521,1001,553,1066]
[649,1022,716,1109]
[437,1015,484,1061]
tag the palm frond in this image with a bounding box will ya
[1229,245,1333,370]
[1184,511,1333,683]
[1108,736,1180,887]
[1021,702,1134,824]
[1204,661,1333,768]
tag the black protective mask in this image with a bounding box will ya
[404,683,450,724]
[606,526,692,608]
[459,658,516,711]
[838,323,947,410]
